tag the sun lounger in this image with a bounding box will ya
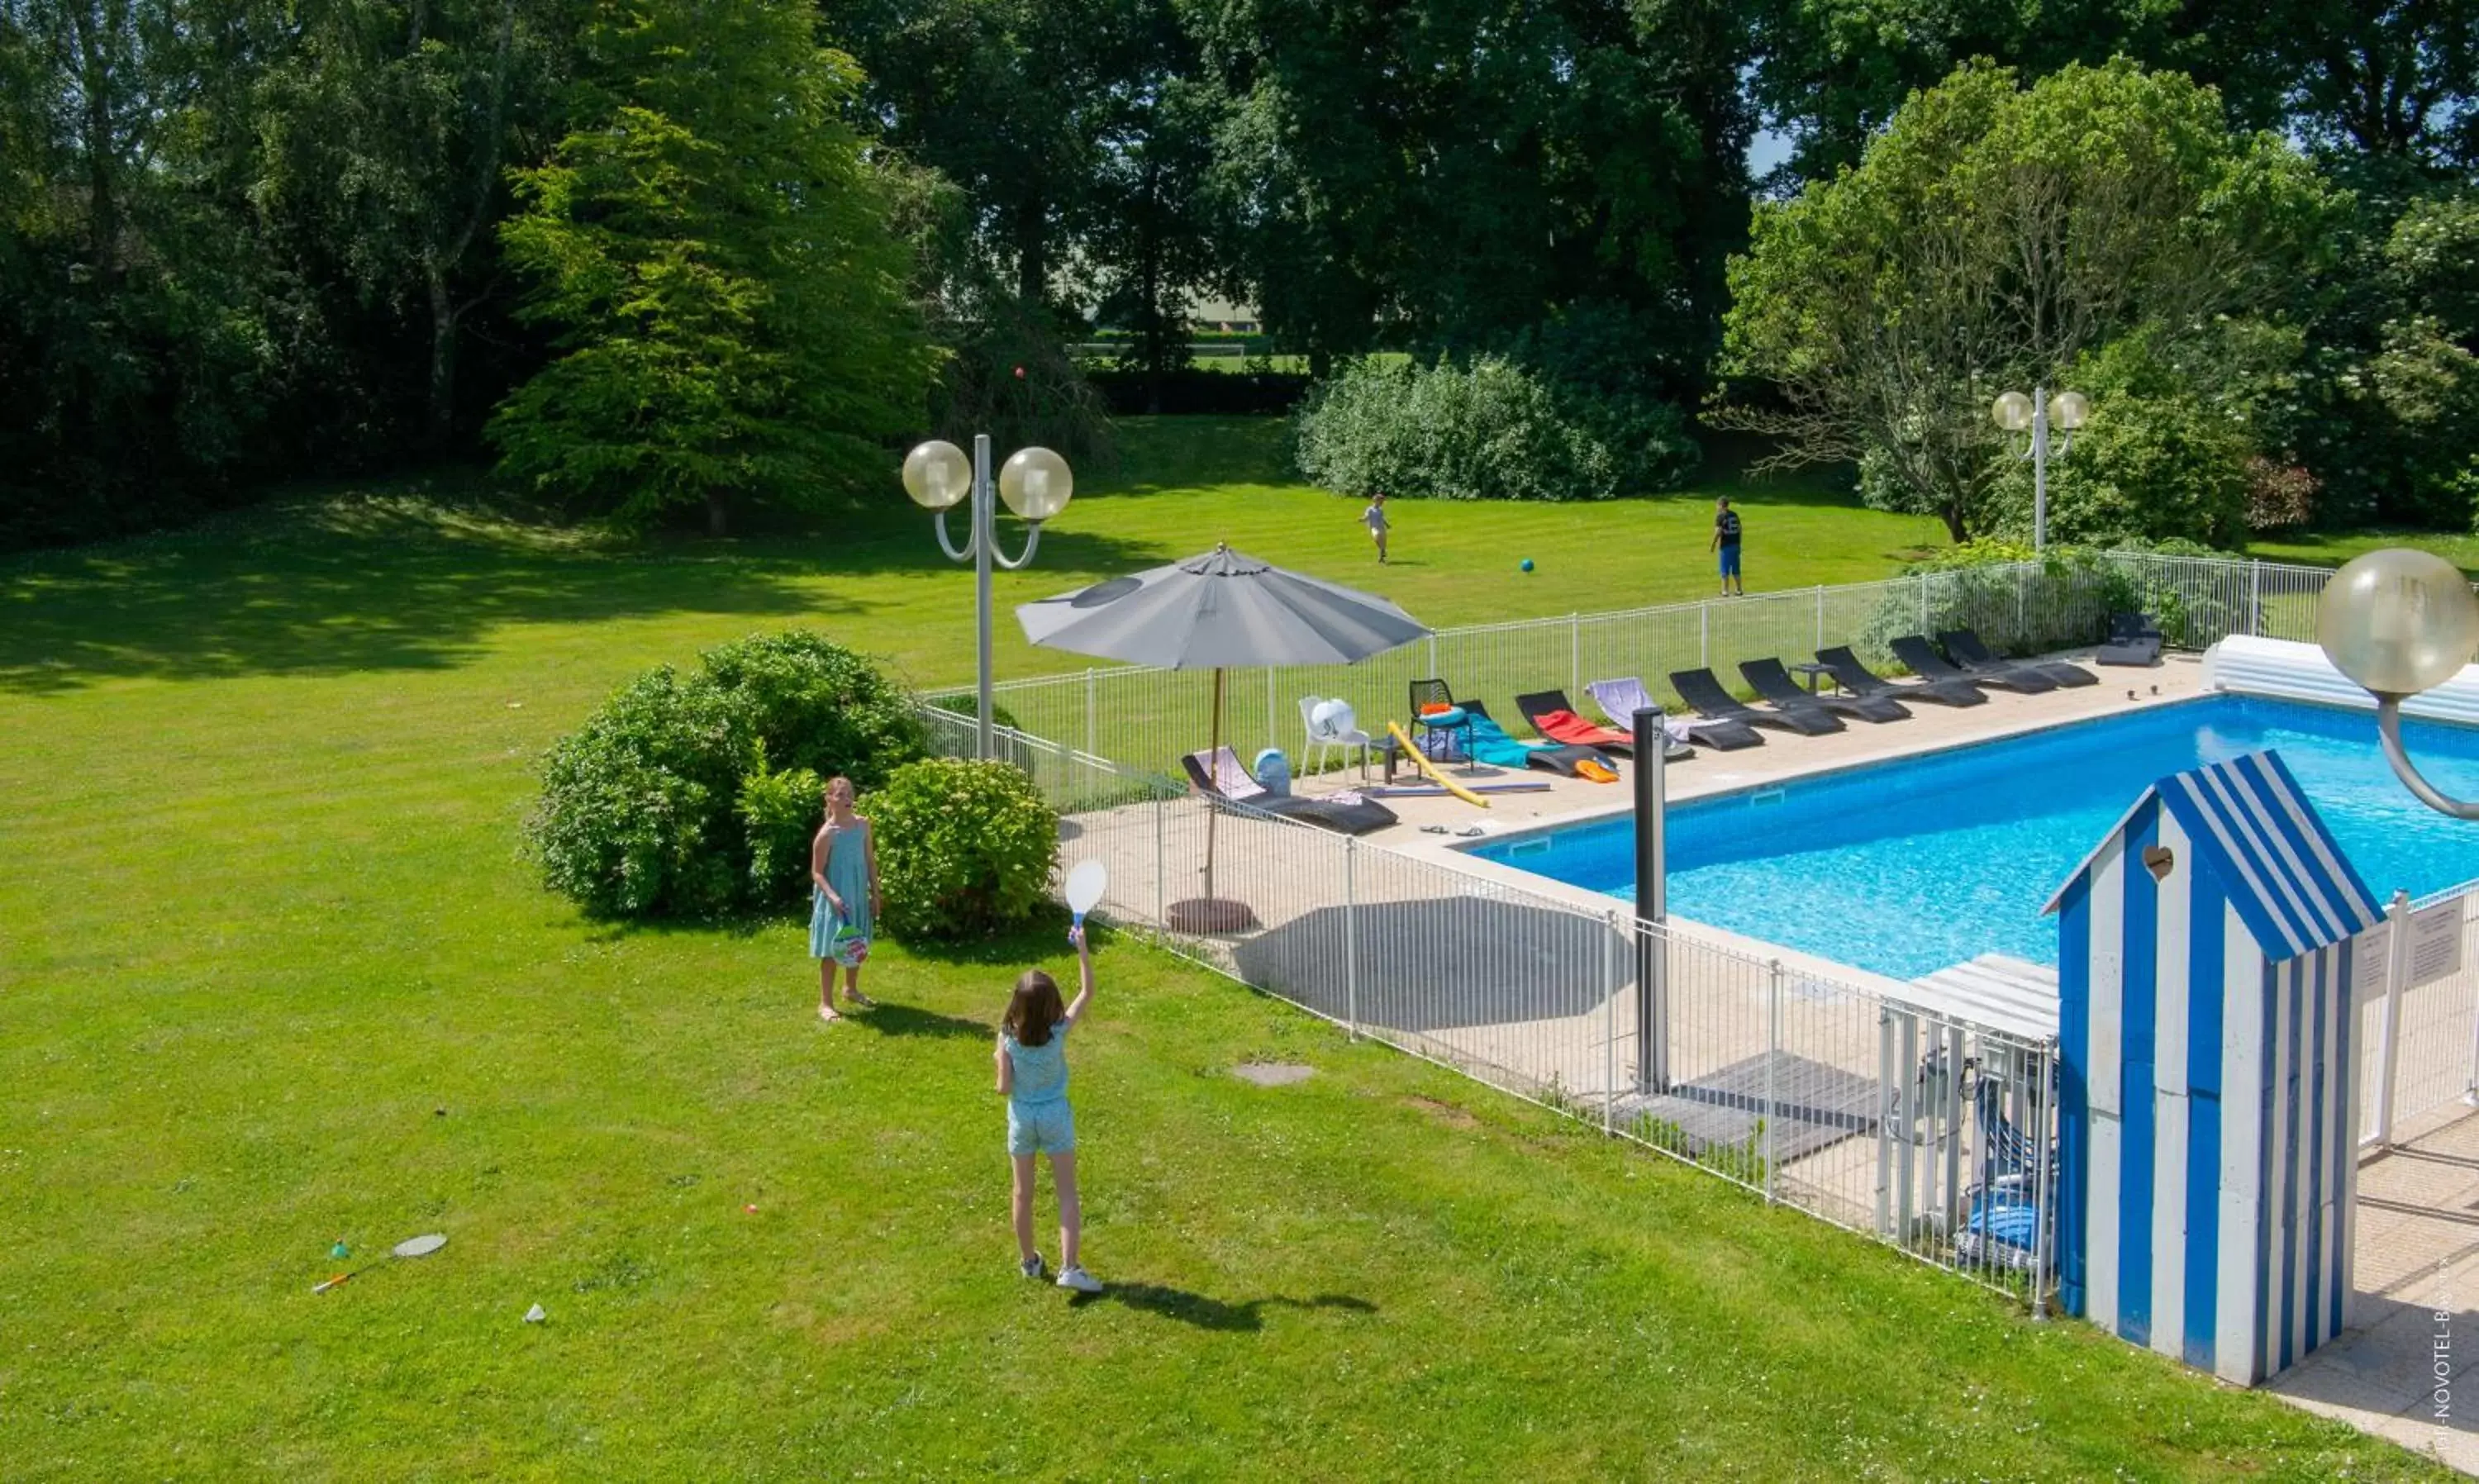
[1670,666,1841,735]
[1182,746,1398,835]
[1739,657,1910,723]
[1461,699,1634,774]
[2096,611,2163,667]
[1581,678,1756,754]
[1939,628,2097,688]
[1890,634,2054,693]
[1814,645,1987,707]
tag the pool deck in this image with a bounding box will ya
[1335,647,2210,854]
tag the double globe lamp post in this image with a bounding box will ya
[1991,386,2090,552]
[902,435,1073,760]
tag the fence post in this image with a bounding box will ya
[1570,611,1582,698]
[1814,584,1825,651]
[2377,889,2413,1149]
[1763,960,1783,1204]
[1426,633,1438,678]
[1344,838,1359,1042]
[2030,1037,2055,1320]
[1917,573,1929,635]
[2248,559,2263,638]
[1153,796,1167,930]
[2015,564,2027,643]
[1084,668,1097,762]
[1699,603,1710,668]
[1603,911,1619,1134]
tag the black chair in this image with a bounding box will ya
[2097,612,2164,667]
[1407,678,1476,773]
[1814,645,1987,707]
[1939,628,2098,688]
[1890,634,2054,693]
[1739,657,1910,723]
[1669,666,1842,735]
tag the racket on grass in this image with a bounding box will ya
[1063,859,1107,941]
[314,1232,447,1294]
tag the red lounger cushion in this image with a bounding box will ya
[1532,708,1625,747]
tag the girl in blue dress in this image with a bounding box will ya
[809,777,880,1021]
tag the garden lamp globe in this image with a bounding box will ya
[2316,546,2479,820]
[999,446,1073,521]
[1991,392,2034,431]
[2048,390,2090,430]
[902,440,970,511]
[2317,548,2479,698]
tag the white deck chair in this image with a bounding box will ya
[1299,696,1373,778]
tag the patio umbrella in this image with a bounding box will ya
[1016,544,1430,928]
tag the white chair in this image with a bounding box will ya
[1299,696,1373,779]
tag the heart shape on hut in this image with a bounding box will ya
[2141,844,2176,882]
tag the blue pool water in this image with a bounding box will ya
[1468,696,2479,981]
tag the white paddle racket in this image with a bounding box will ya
[1063,859,1107,938]
[315,1232,447,1293]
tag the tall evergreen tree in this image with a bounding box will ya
[490,0,939,534]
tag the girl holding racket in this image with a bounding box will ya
[809,777,879,1020]
[997,925,1102,1291]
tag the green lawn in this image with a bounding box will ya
[0,418,2450,1477]
[2252,526,2479,575]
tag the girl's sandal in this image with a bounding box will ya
[819,1003,841,1023]
[843,990,878,1009]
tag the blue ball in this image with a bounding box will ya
[1520,558,1535,572]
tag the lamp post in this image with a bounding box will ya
[902,435,1073,759]
[1991,387,2089,551]
[2315,547,2479,819]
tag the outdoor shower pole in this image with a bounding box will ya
[1633,708,1668,1094]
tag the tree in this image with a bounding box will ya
[488,0,939,535]
[1713,59,2332,541]
[252,0,566,449]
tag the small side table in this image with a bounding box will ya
[1790,661,1839,696]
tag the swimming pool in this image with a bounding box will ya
[1468,695,2479,981]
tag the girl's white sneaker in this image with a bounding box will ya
[1055,1265,1102,1293]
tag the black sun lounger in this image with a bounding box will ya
[1182,746,1398,835]
[1582,678,1744,755]
[1669,666,1842,735]
[1814,645,1987,706]
[1890,634,2054,693]
[1739,657,1910,723]
[1939,628,2098,688]
[1461,699,1635,773]
[2097,612,2163,667]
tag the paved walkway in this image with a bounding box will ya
[2270,1104,2479,1475]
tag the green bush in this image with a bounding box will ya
[1987,392,2252,550]
[1292,354,1621,501]
[735,749,825,901]
[870,759,1059,942]
[526,630,926,919]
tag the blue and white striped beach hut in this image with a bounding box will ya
[2043,749,2384,1385]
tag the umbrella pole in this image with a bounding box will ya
[1203,668,1222,898]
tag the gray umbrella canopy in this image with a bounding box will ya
[1016,544,1429,670]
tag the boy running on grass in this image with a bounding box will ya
[1362,492,1389,564]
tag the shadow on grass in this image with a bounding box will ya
[854,1001,992,1039]
[0,480,1167,694]
[1066,1285,1376,1331]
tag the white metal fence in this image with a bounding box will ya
[955,553,2347,779]
[2362,882,2479,1149]
[920,707,2058,1305]
[914,546,2479,1308]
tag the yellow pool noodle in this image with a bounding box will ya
[1385,721,1490,808]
